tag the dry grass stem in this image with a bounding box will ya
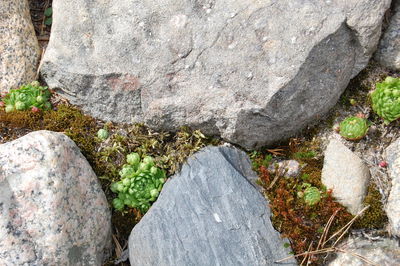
[275,205,371,264]
[112,234,123,258]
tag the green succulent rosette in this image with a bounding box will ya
[111,153,166,213]
[97,128,109,140]
[371,76,400,124]
[1,81,52,112]
[303,187,321,206]
[339,116,368,141]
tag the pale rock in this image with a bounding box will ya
[321,139,370,215]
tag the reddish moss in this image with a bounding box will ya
[254,138,353,265]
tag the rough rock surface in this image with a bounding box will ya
[0,131,112,265]
[328,236,400,266]
[40,0,390,149]
[385,137,400,236]
[128,146,296,266]
[321,139,370,215]
[375,0,400,70]
[0,0,41,94]
[268,160,301,178]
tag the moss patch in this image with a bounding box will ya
[353,183,388,229]
[252,139,354,265]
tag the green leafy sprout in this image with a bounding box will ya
[111,153,166,213]
[371,76,400,124]
[1,81,52,113]
[339,116,369,141]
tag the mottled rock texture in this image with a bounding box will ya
[268,160,300,178]
[0,131,112,265]
[328,236,400,266]
[321,139,370,215]
[0,0,41,94]
[128,146,296,266]
[40,0,390,149]
[375,0,400,70]
[385,137,400,236]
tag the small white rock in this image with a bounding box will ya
[321,139,370,215]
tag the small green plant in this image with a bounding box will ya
[44,7,52,26]
[97,128,109,140]
[339,116,368,141]
[111,153,166,213]
[1,81,51,113]
[371,76,400,124]
[297,183,321,206]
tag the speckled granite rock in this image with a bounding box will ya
[375,0,400,70]
[328,236,400,266]
[0,131,112,265]
[128,146,296,266]
[321,139,370,215]
[40,0,390,149]
[0,0,41,94]
[385,137,400,236]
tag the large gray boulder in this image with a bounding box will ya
[128,146,296,265]
[0,0,41,94]
[375,0,400,70]
[385,137,400,236]
[0,131,112,265]
[41,0,390,149]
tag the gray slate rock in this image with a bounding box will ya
[0,0,41,94]
[128,146,296,266]
[385,137,400,236]
[328,236,400,266]
[40,0,390,149]
[375,0,400,71]
[321,139,370,215]
[0,131,112,265]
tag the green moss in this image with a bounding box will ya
[353,184,388,229]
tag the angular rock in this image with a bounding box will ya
[0,131,112,265]
[40,0,390,149]
[385,137,400,236]
[328,236,400,266]
[128,146,296,266]
[339,0,393,76]
[321,139,370,215]
[375,0,400,71]
[0,0,41,94]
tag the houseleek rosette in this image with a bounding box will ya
[111,153,166,213]
[371,76,400,124]
[1,81,52,112]
[339,116,368,141]
[297,183,321,206]
[303,187,321,206]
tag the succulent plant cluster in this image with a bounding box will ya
[339,116,369,141]
[111,153,166,213]
[371,76,400,124]
[297,183,321,206]
[0,81,52,113]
